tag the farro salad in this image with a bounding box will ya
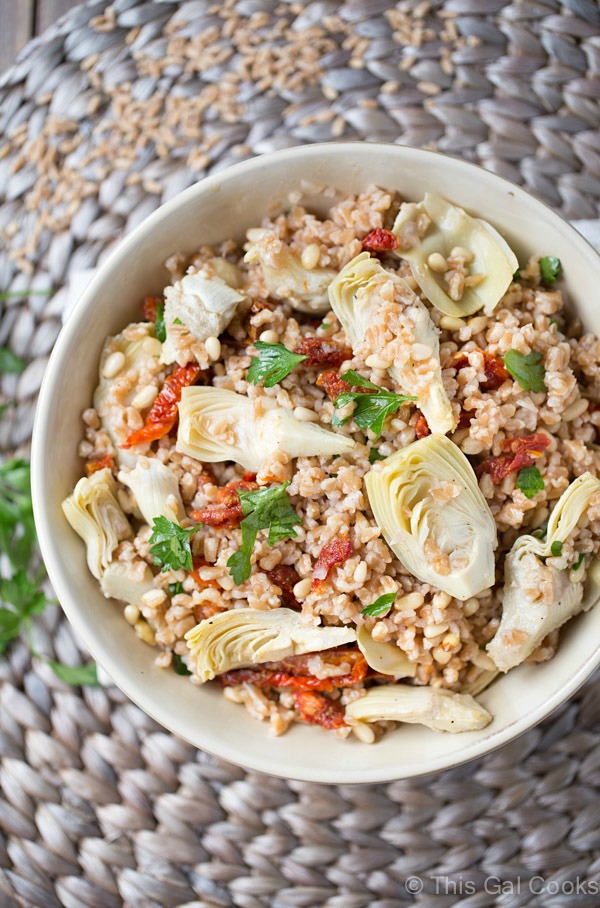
[63,186,600,743]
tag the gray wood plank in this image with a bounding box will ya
[36,0,82,34]
[0,0,35,72]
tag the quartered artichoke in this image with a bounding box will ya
[61,468,133,579]
[161,269,245,364]
[365,434,497,600]
[94,323,163,466]
[392,193,518,318]
[177,386,355,472]
[185,607,357,682]
[244,231,337,314]
[100,560,155,607]
[345,685,492,733]
[328,252,455,435]
[118,456,185,527]
[356,626,417,679]
[487,472,600,672]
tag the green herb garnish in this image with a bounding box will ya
[149,517,195,572]
[155,302,167,342]
[368,447,386,464]
[539,256,562,284]
[549,317,559,328]
[334,371,416,439]
[247,341,307,388]
[550,540,563,557]
[503,350,547,393]
[0,348,25,374]
[572,552,586,572]
[516,465,544,500]
[513,268,521,282]
[227,482,301,585]
[173,317,184,325]
[168,581,184,596]
[48,661,99,686]
[361,593,396,617]
[321,322,331,329]
[174,654,192,676]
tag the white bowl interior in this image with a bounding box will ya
[32,144,600,783]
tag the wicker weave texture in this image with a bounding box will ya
[1,1,600,906]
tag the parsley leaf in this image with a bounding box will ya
[173,316,184,325]
[361,593,396,617]
[573,552,586,572]
[550,540,563,557]
[0,348,25,374]
[227,482,301,585]
[168,581,184,596]
[335,371,416,439]
[155,302,167,342]
[149,517,195,572]
[247,342,307,388]
[503,350,547,393]
[174,654,192,676]
[368,447,386,464]
[516,465,544,499]
[539,256,562,284]
[0,459,37,571]
[48,660,99,686]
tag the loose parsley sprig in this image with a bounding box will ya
[333,371,416,439]
[227,482,301,585]
[149,517,195,572]
[361,592,396,617]
[539,256,562,285]
[503,350,547,393]
[0,349,25,374]
[550,541,563,557]
[247,341,307,388]
[516,465,545,500]
[155,302,167,342]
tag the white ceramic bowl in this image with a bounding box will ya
[32,143,600,783]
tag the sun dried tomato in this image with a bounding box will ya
[294,337,353,369]
[316,370,351,402]
[218,649,368,694]
[457,408,472,431]
[266,564,302,610]
[414,413,430,439]
[312,534,354,590]
[122,362,202,448]
[478,433,551,484]
[361,228,400,254]
[84,454,115,477]
[189,556,220,589]
[453,349,510,392]
[143,296,162,322]
[191,477,259,528]
[293,691,346,729]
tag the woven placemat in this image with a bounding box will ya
[2,1,600,906]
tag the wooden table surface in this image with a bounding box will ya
[1,0,82,73]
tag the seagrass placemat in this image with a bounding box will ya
[2,1,600,906]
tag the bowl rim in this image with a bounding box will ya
[31,141,600,783]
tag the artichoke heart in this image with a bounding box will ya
[176,386,355,473]
[487,472,600,672]
[100,560,155,607]
[93,323,163,467]
[392,193,518,318]
[365,434,497,600]
[345,685,492,733]
[185,607,357,682]
[118,456,185,527]
[356,625,416,678]
[244,230,337,314]
[328,252,455,435]
[161,268,245,365]
[62,468,133,579]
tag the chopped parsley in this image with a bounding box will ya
[155,301,167,342]
[174,654,192,676]
[539,256,562,285]
[321,322,331,329]
[149,517,195,572]
[361,593,396,617]
[0,348,25,374]
[516,465,544,500]
[247,341,307,388]
[503,350,547,393]
[513,268,521,282]
[48,661,99,686]
[369,447,386,464]
[550,540,563,557]
[168,581,184,596]
[173,316,184,325]
[333,371,416,439]
[572,552,586,572]
[227,482,301,585]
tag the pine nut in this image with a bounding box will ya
[440,315,465,331]
[365,353,392,369]
[142,337,162,357]
[441,631,460,651]
[124,604,140,625]
[450,245,474,263]
[427,252,447,273]
[411,343,432,361]
[396,592,424,610]
[468,315,488,334]
[134,619,156,646]
[424,622,449,639]
[131,385,158,410]
[301,243,321,270]
[563,398,589,422]
[102,351,125,379]
[351,722,376,744]
[259,329,279,344]
[293,406,319,422]
[205,336,221,361]
[353,561,368,584]
[463,598,480,617]
[432,646,453,665]
[293,578,313,599]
